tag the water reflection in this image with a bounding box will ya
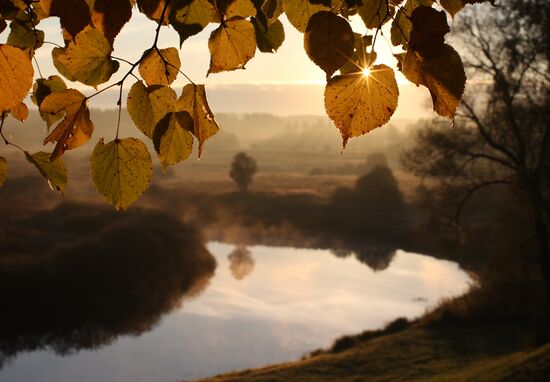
[331,246,396,272]
[0,204,216,368]
[227,246,255,280]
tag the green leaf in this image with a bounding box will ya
[283,0,329,32]
[208,17,256,75]
[153,112,194,170]
[170,0,219,46]
[7,19,44,50]
[0,156,6,187]
[127,81,177,139]
[52,26,119,87]
[325,65,399,147]
[402,45,465,118]
[252,17,285,53]
[139,47,181,86]
[0,44,34,113]
[25,151,68,193]
[176,83,219,157]
[91,137,153,211]
[358,0,394,29]
[304,11,354,80]
[40,89,94,159]
[31,75,67,129]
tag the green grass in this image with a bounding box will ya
[192,321,549,382]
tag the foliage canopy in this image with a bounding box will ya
[0,0,490,209]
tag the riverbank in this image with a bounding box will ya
[192,319,550,382]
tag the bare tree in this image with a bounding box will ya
[230,152,258,193]
[403,0,549,316]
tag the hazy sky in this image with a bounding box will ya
[29,10,432,117]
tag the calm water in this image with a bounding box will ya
[0,242,470,382]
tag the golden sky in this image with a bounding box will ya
[31,11,431,117]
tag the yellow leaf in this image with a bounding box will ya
[139,47,180,86]
[223,0,257,18]
[40,89,94,159]
[0,156,6,187]
[127,81,177,138]
[208,17,256,75]
[304,11,354,80]
[11,102,28,121]
[402,45,465,118]
[252,17,285,53]
[91,137,153,211]
[358,0,394,29]
[153,112,194,170]
[0,44,33,113]
[324,65,399,147]
[176,83,219,157]
[52,26,119,87]
[283,0,329,32]
[25,151,68,194]
[170,0,219,46]
[32,75,68,129]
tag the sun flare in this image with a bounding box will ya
[362,68,371,77]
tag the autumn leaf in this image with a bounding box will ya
[40,89,94,159]
[32,75,68,129]
[25,151,68,193]
[39,0,91,37]
[402,45,465,118]
[440,0,464,17]
[52,27,120,87]
[139,47,180,86]
[170,0,219,46]
[283,0,329,32]
[7,20,45,50]
[176,83,219,157]
[92,0,133,43]
[358,0,394,29]
[153,112,194,170]
[0,156,6,186]
[91,137,153,210]
[137,0,171,23]
[339,34,376,75]
[390,0,433,47]
[252,17,285,53]
[127,81,177,138]
[409,6,449,57]
[208,17,256,75]
[11,102,28,121]
[218,0,257,18]
[0,44,34,113]
[325,65,399,147]
[304,11,354,80]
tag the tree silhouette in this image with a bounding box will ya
[227,245,255,280]
[230,152,257,193]
[403,0,550,329]
[0,0,492,209]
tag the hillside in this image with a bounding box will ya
[194,321,550,382]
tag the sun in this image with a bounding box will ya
[362,67,371,77]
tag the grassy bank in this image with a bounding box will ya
[193,320,549,382]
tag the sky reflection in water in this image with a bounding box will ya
[0,242,470,382]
